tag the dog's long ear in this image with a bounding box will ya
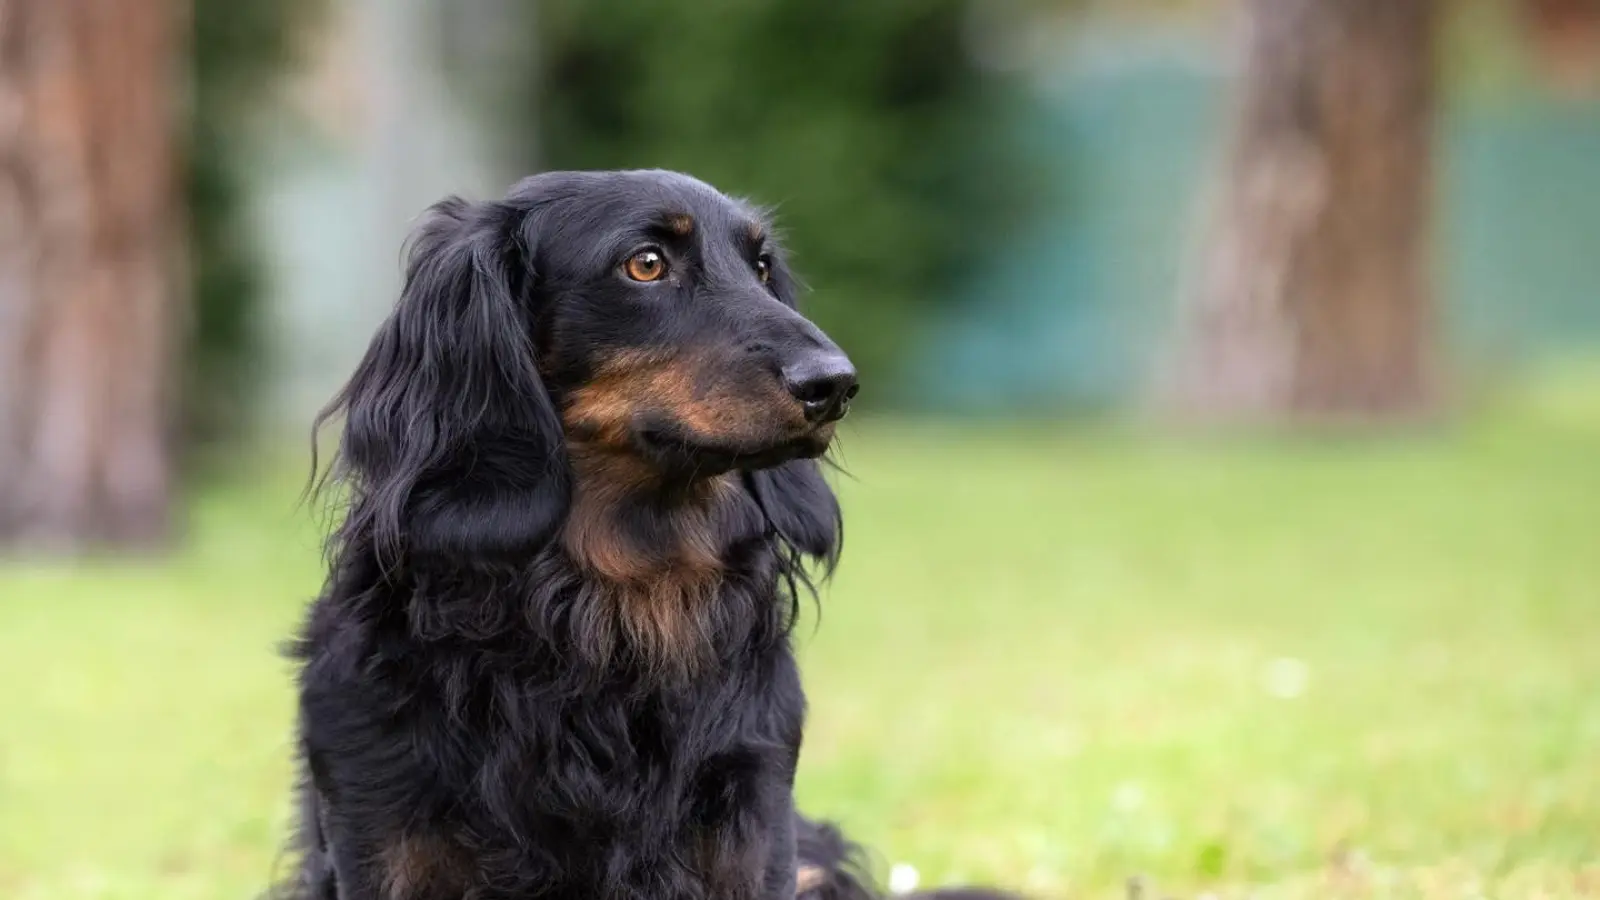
[747,460,841,575]
[320,196,568,565]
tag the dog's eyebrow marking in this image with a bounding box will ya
[745,221,766,244]
[666,213,695,236]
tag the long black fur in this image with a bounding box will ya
[278,170,1011,900]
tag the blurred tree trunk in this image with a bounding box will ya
[1519,0,1600,95]
[1167,0,1438,423]
[0,0,183,551]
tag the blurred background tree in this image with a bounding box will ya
[1162,0,1600,425]
[0,1,183,549]
[1517,0,1600,93]
[1166,0,1440,423]
[0,0,314,552]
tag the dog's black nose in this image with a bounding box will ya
[783,353,859,423]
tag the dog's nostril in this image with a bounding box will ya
[790,378,835,406]
[782,353,859,424]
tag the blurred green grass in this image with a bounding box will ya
[3,376,1599,899]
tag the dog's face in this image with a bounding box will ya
[327,170,849,562]
[529,171,857,478]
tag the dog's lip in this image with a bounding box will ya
[633,420,832,471]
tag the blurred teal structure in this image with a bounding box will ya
[908,29,1600,414]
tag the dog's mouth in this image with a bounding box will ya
[634,419,835,476]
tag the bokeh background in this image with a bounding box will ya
[3,1,1599,898]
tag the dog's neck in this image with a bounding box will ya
[559,444,748,677]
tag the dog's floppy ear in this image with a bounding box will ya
[747,460,841,574]
[321,196,569,565]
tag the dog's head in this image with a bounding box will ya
[535,172,857,474]
[323,170,851,566]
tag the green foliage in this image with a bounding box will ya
[187,0,320,442]
[527,0,1039,399]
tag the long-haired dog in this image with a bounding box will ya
[280,170,1012,900]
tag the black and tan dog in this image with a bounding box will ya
[280,170,1014,900]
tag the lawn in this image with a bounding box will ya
[3,378,1598,899]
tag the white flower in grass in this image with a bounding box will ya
[1023,864,1060,892]
[1263,656,1309,699]
[1111,781,1146,814]
[888,863,921,895]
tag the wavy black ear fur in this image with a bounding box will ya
[316,196,568,567]
[747,461,841,574]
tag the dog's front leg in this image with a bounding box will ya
[298,748,394,900]
[758,792,799,900]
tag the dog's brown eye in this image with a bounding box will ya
[755,255,772,284]
[624,249,668,283]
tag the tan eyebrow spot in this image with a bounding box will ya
[667,214,695,236]
[746,221,765,243]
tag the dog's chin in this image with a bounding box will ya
[634,422,834,480]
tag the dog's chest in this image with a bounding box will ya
[301,615,809,899]
[441,669,802,895]
[492,683,794,823]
